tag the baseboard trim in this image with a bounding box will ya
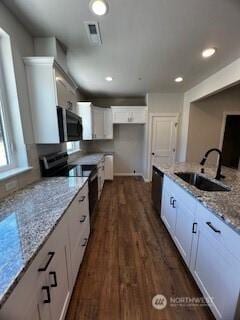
[114,173,143,177]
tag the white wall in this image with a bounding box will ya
[0,3,41,199]
[147,93,183,113]
[87,125,144,175]
[0,2,35,145]
[187,84,240,164]
[179,57,240,162]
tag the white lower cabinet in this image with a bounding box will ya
[104,155,114,180]
[98,158,105,199]
[0,182,90,320]
[174,199,195,266]
[161,175,240,320]
[161,183,177,236]
[190,205,240,320]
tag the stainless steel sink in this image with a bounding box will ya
[174,172,230,192]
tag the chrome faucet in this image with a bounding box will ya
[200,148,225,180]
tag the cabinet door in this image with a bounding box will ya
[56,77,69,107]
[191,222,240,320]
[112,109,130,123]
[161,187,177,236]
[92,107,104,139]
[131,109,146,123]
[104,109,113,139]
[173,199,195,266]
[104,155,113,180]
[48,222,70,320]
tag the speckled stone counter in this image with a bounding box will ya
[71,153,105,165]
[0,176,88,308]
[154,162,240,235]
[71,152,114,165]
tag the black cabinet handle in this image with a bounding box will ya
[81,238,88,247]
[80,215,87,223]
[42,286,51,304]
[206,222,221,233]
[38,252,55,272]
[49,271,58,288]
[172,199,176,208]
[78,196,86,202]
[192,222,197,234]
[170,196,174,206]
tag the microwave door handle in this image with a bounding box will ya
[62,109,68,142]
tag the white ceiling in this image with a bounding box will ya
[3,0,240,97]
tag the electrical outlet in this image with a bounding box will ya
[5,180,18,191]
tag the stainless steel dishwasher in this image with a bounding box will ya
[151,166,164,214]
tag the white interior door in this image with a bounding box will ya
[151,115,178,168]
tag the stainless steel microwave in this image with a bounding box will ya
[57,106,83,142]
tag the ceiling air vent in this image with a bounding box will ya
[84,21,102,46]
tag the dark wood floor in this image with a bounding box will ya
[66,177,214,320]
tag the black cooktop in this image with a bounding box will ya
[43,164,97,178]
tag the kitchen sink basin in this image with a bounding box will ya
[174,172,230,192]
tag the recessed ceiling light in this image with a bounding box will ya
[89,0,108,16]
[202,48,216,58]
[105,76,113,81]
[175,77,183,83]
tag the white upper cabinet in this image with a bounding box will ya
[104,108,113,139]
[77,102,113,140]
[23,57,78,144]
[111,106,147,124]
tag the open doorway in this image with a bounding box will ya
[220,113,240,169]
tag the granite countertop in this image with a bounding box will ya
[0,176,88,308]
[154,162,240,235]
[71,152,113,165]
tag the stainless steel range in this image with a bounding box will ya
[40,152,98,216]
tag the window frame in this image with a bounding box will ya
[66,141,81,154]
[0,85,15,173]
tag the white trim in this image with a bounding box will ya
[114,173,143,177]
[0,166,33,181]
[147,113,179,181]
[219,111,240,150]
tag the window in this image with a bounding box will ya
[0,94,13,172]
[0,27,29,178]
[66,141,81,154]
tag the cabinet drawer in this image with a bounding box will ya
[0,218,66,320]
[75,182,89,211]
[196,203,240,261]
[71,222,90,284]
[164,176,197,212]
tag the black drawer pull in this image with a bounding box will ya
[38,252,55,272]
[172,199,176,208]
[81,238,88,247]
[79,196,86,202]
[192,222,197,234]
[42,286,51,304]
[206,222,221,233]
[49,271,58,288]
[80,215,87,223]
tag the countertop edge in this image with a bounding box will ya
[0,178,88,309]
